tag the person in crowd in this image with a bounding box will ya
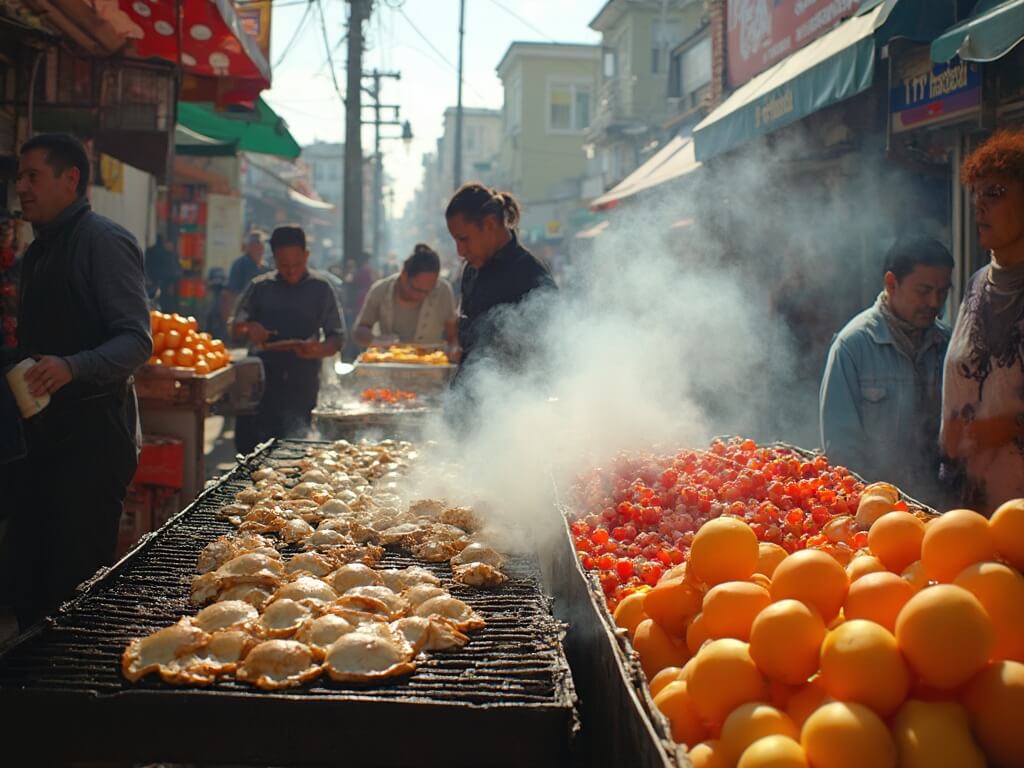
[444,182,556,375]
[820,237,953,503]
[223,230,270,324]
[1,133,151,630]
[349,250,374,318]
[230,225,345,453]
[144,233,181,314]
[941,129,1024,514]
[354,243,457,349]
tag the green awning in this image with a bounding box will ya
[931,0,1024,63]
[176,98,300,159]
[693,0,955,162]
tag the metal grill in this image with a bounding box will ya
[0,439,577,767]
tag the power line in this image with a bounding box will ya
[315,0,346,106]
[273,0,314,68]
[393,5,487,100]
[486,0,557,43]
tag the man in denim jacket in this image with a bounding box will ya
[819,238,953,505]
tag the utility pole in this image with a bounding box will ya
[344,0,370,266]
[361,69,401,263]
[453,0,466,190]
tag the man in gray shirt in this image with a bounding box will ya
[231,225,344,453]
[1,133,151,630]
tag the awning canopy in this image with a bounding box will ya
[693,0,954,162]
[590,135,701,210]
[575,220,609,240]
[931,0,1024,63]
[288,187,335,211]
[112,0,271,106]
[177,98,300,159]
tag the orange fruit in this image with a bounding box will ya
[749,573,772,590]
[613,591,649,639]
[210,338,226,353]
[649,665,685,698]
[901,559,928,591]
[155,312,173,333]
[800,701,896,768]
[990,498,1024,571]
[198,331,212,343]
[194,359,211,376]
[207,352,224,370]
[643,577,702,637]
[855,493,897,528]
[687,612,710,655]
[689,517,759,586]
[146,355,159,365]
[164,329,183,350]
[737,735,809,768]
[186,315,198,332]
[921,509,995,583]
[633,618,690,680]
[193,343,209,356]
[148,309,160,330]
[846,554,886,582]
[653,680,705,746]
[688,740,729,768]
[749,599,825,686]
[159,349,177,366]
[868,511,925,573]
[702,581,771,642]
[786,677,829,729]
[756,543,788,578]
[895,584,994,689]
[174,347,196,368]
[954,562,1024,662]
[770,549,849,622]
[169,313,189,335]
[152,331,166,355]
[843,571,915,632]
[720,703,798,764]
[819,619,910,717]
[892,699,985,768]
[962,660,1024,767]
[688,639,768,725]
[863,482,900,503]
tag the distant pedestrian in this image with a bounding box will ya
[144,233,181,314]
[223,231,270,325]
[820,237,952,504]
[941,129,1024,514]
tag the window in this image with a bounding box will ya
[603,48,617,79]
[547,81,592,133]
[652,20,683,75]
[670,35,712,108]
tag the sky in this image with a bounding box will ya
[262,0,604,214]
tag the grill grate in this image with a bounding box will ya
[0,439,577,767]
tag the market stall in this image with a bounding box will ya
[557,436,1023,768]
[0,438,577,767]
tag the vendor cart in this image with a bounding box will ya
[134,363,237,502]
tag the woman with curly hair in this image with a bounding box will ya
[941,129,1024,514]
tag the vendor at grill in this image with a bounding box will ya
[353,243,457,349]
[230,225,345,454]
[444,183,556,376]
[2,133,152,630]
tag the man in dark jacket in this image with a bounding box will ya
[144,233,181,313]
[1,133,151,630]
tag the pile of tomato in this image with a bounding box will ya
[570,437,868,611]
[360,387,417,405]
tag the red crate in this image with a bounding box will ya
[117,484,152,559]
[133,435,184,489]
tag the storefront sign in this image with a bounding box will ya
[890,47,981,134]
[727,0,860,87]
[237,0,272,63]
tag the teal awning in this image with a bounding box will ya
[693,0,955,162]
[176,98,300,159]
[931,0,1024,63]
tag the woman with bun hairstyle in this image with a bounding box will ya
[445,183,556,374]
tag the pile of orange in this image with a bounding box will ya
[614,498,1024,768]
[146,311,230,375]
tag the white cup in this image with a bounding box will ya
[5,358,51,419]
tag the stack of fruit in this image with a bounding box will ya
[360,387,417,404]
[146,311,231,375]
[570,438,904,612]
[610,501,1024,768]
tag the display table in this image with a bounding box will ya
[134,364,236,502]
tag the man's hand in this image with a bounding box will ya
[296,341,336,359]
[24,356,73,397]
[242,322,271,345]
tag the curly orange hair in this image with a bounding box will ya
[961,129,1024,186]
